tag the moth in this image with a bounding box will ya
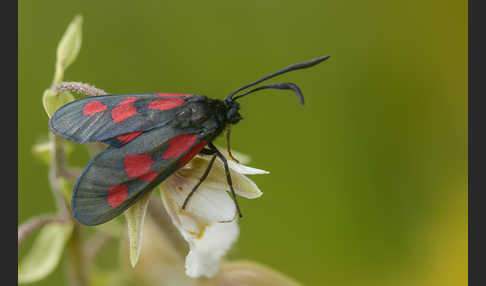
[49,55,330,225]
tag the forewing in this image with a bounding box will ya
[72,124,208,225]
[49,93,191,145]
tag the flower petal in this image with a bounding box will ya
[161,173,237,223]
[185,220,239,278]
[228,160,270,175]
[195,149,269,175]
[160,188,202,236]
[216,260,303,286]
[160,185,240,278]
[180,158,265,199]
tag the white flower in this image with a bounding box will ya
[159,151,268,278]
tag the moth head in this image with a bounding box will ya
[225,100,242,124]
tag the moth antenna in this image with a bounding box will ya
[232,82,305,105]
[226,55,329,102]
[226,125,240,163]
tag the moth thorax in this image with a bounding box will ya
[173,101,210,128]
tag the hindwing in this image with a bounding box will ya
[72,124,209,225]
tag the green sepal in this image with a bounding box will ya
[42,89,75,118]
[124,194,151,268]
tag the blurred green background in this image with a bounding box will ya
[18,0,467,285]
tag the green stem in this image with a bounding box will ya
[49,132,89,285]
[49,132,70,214]
[66,224,88,286]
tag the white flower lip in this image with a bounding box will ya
[159,153,268,278]
[185,220,239,278]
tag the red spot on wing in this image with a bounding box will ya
[178,141,207,167]
[147,98,185,110]
[116,131,143,144]
[138,171,158,182]
[162,134,199,159]
[155,93,190,97]
[111,97,137,123]
[107,184,128,207]
[124,153,155,178]
[83,101,107,115]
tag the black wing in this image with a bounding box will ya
[49,93,192,146]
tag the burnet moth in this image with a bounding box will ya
[49,55,330,225]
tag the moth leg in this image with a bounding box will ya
[225,125,240,163]
[200,147,216,155]
[182,154,217,210]
[209,142,243,218]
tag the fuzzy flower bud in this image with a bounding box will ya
[54,15,83,84]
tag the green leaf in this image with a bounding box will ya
[54,15,83,84]
[42,89,75,118]
[18,222,73,284]
[124,194,151,268]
